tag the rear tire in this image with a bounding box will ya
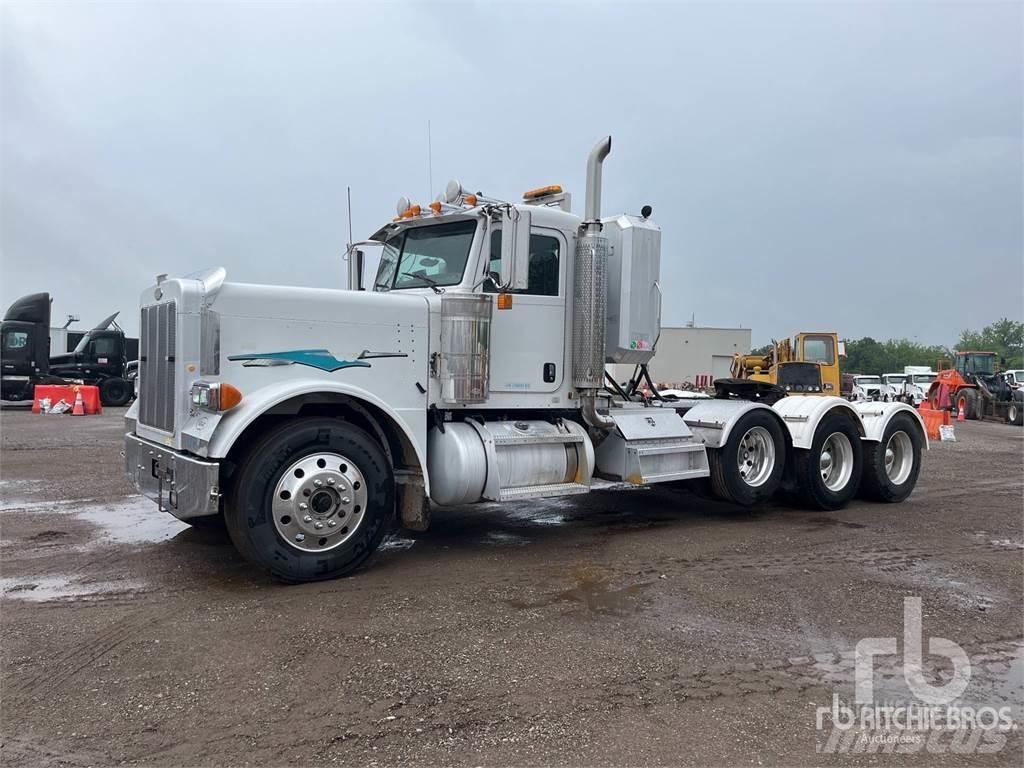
[224,417,394,582]
[860,413,923,503]
[100,377,132,407]
[794,412,863,510]
[708,409,786,506]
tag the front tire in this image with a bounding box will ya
[860,413,923,503]
[1008,401,1023,426]
[225,418,394,582]
[794,412,863,510]
[708,409,786,506]
[100,377,133,406]
[955,389,978,420]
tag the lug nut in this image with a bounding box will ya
[314,522,323,530]
[328,520,336,527]
[342,497,350,505]
[327,477,335,485]
[303,515,312,523]
[314,479,323,487]
[295,533,305,542]
[299,503,308,511]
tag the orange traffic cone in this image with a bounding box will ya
[72,388,85,416]
[956,403,965,422]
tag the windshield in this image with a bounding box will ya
[372,220,476,291]
[857,376,881,385]
[886,375,907,384]
[970,354,995,374]
[73,333,91,353]
[913,374,936,384]
[1014,372,1024,384]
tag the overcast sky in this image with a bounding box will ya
[1,1,1021,346]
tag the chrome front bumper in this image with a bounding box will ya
[124,433,221,520]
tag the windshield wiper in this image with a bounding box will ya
[400,273,445,294]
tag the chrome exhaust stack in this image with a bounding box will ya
[574,136,615,431]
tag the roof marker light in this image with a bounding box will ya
[523,184,562,200]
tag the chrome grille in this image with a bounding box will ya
[139,301,177,432]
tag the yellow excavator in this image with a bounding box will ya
[730,332,843,396]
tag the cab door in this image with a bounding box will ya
[485,226,566,394]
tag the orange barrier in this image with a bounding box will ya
[32,384,102,415]
[918,403,950,441]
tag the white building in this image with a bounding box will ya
[608,325,751,387]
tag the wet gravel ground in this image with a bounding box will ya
[1,407,1021,766]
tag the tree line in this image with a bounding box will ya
[752,319,1023,376]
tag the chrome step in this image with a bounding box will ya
[498,482,590,502]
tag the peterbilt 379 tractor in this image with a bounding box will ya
[124,137,927,581]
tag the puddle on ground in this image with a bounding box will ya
[75,498,189,544]
[0,575,147,602]
[1,495,189,545]
[805,516,867,530]
[507,562,653,615]
[480,531,530,547]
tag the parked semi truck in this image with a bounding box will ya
[0,293,136,405]
[123,138,927,581]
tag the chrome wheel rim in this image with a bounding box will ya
[736,426,775,487]
[884,431,913,485]
[819,432,854,492]
[272,452,368,553]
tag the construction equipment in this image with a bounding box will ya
[1,295,137,406]
[730,332,843,396]
[123,137,926,582]
[929,352,1023,425]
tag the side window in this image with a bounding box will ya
[92,336,118,356]
[3,330,28,351]
[803,336,834,365]
[485,230,560,296]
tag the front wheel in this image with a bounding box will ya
[860,413,923,503]
[707,409,786,506]
[955,389,978,420]
[793,412,863,510]
[225,418,394,582]
[1008,401,1023,426]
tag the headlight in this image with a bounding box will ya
[190,381,243,412]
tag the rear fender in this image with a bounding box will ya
[771,396,865,449]
[681,399,786,449]
[849,400,929,449]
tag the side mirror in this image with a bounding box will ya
[499,207,530,291]
[348,248,365,291]
[837,340,847,358]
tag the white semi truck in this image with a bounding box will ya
[124,138,926,581]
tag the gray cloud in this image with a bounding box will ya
[2,1,1020,346]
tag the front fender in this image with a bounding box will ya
[201,378,429,494]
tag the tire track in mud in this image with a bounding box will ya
[8,606,176,702]
[644,535,1021,579]
[656,637,1022,703]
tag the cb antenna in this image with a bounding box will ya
[427,119,433,200]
